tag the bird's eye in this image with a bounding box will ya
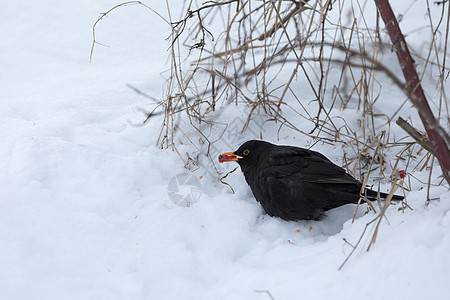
[243,149,250,155]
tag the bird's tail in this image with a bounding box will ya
[364,188,404,201]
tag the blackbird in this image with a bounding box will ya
[219,140,404,221]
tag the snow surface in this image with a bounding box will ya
[1,1,449,299]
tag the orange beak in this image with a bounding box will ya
[218,152,242,163]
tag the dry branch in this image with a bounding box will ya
[396,117,435,155]
[89,1,169,63]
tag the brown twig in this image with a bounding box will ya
[90,1,169,63]
[338,216,380,271]
[219,167,239,193]
[396,117,435,155]
[367,177,404,251]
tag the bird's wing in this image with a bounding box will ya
[263,146,360,185]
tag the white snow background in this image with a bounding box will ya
[1,1,449,299]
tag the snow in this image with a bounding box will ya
[1,1,449,299]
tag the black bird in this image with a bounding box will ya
[219,140,404,221]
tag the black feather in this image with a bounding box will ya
[228,140,404,221]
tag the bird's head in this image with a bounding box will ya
[218,140,274,172]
